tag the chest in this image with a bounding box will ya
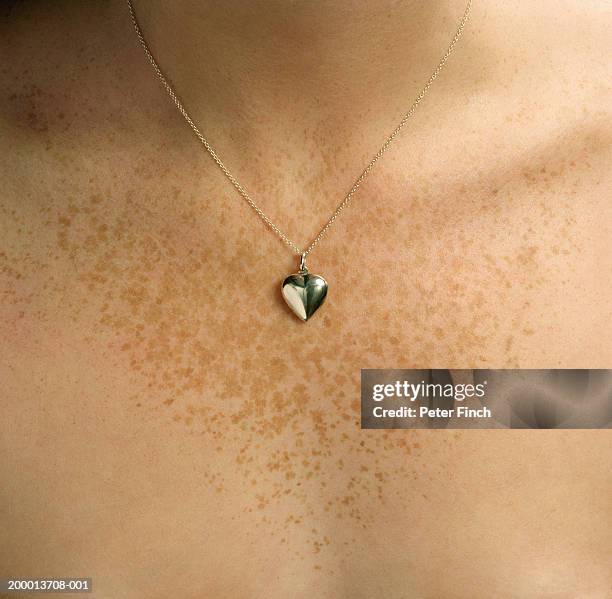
[1,130,606,597]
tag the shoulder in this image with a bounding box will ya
[0,1,164,153]
[1,1,141,137]
[0,1,164,312]
[0,0,168,227]
[466,0,611,178]
[478,0,610,102]
[462,0,610,114]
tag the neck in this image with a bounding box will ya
[126,0,477,233]
[131,0,473,128]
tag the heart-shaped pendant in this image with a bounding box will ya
[281,255,328,322]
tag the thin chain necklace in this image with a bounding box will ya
[126,0,472,321]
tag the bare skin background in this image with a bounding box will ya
[1,0,611,597]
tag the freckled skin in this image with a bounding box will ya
[1,1,611,598]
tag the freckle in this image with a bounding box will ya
[7,166,453,541]
[433,326,444,340]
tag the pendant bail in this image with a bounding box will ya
[299,252,308,274]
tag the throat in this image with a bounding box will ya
[129,0,474,123]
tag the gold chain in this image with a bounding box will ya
[126,0,472,257]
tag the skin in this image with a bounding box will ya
[1,1,611,597]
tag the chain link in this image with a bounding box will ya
[126,0,472,257]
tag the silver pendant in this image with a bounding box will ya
[281,253,328,322]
